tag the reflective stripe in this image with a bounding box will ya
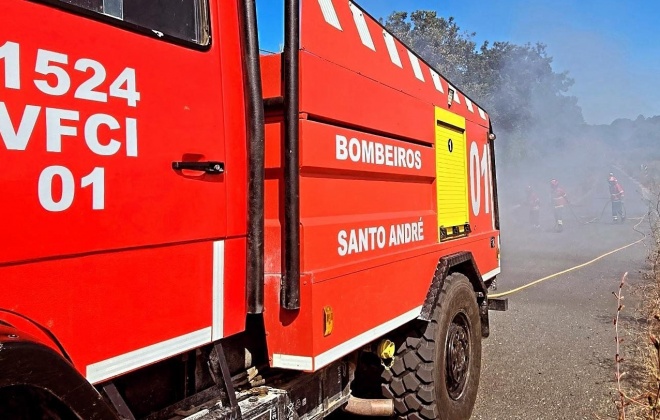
[86,328,212,384]
[318,0,342,30]
[314,305,422,370]
[430,69,445,93]
[407,51,425,81]
[483,267,501,281]
[212,240,225,341]
[349,2,375,50]
[465,97,474,112]
[272,354,313,370]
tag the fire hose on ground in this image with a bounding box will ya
[489,212,647,299]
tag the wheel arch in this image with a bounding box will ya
[0,325,117,420]
[419,251,490,337]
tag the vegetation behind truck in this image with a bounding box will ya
[0,0,503,419]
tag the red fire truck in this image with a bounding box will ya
[0,0,504,419]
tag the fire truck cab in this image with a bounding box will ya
[0,0,502,419]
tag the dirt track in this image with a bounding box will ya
[472,179,651,419]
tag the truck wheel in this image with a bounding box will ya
[382,273,481,419]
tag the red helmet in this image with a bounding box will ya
[550,179,559,188]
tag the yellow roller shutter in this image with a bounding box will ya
[435,107,470,241]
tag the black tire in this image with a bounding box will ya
[0,386,78,420]
[382,273,481,420]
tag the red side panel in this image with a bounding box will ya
[261,115,499,370]
[1,242,213,373]
[224,237,248,338]
[300,0,490,132]
[299,52,434,144]
[298,120,437,273]
[219,2,249,238]
[260,0,499,372]
[465,119,497,236]
[261,54,282,98]
[264,116,284,274]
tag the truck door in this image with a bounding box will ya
[0,0,228,263]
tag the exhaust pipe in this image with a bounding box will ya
[281,0,301,311]
[342,396,394,417]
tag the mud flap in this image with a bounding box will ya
[481,298,508,338]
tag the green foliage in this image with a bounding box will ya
[383,11,475,85]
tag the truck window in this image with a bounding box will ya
[56,0,209,45]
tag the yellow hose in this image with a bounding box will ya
[489,215,647,298]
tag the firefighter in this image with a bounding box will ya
[550,179,567,232]
[608,173,625,223]
[526,185,541,229]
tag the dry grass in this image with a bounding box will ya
[610,177,660,419]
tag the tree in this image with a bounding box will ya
[383,11,475,86]
[383,11,585,162]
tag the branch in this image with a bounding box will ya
[614,272,628,420]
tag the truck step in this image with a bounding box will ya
[487,298,508,311]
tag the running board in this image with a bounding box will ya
[178,360,351,420]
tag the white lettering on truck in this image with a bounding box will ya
[336,135,422,170]
[338,221,425,256]
[0,41,141,212]
[1,104,138,156]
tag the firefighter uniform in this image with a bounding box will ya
[550,179,567,232]
[608,174,625,223]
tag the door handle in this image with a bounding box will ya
[172,161,224,174]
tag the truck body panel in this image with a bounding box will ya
[260,0,499,371]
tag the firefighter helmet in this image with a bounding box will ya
[550,179,559,188]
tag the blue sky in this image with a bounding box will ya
[256,0,660,125]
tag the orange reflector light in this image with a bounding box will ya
[323,306,334,336]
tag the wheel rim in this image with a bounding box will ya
[445,311,471,400]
